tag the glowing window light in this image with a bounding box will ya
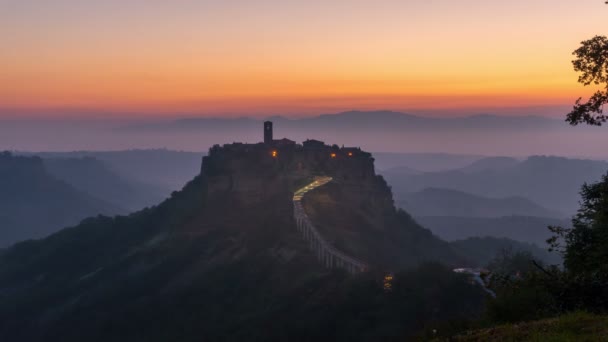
[271,150,278,157]
[330,153,337,158]
[348,152,353,157]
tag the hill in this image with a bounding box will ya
[0,142,483,341]
[33,149,202,192]
[415,215,567,245]
[450,237,561,267]
[384,155,608,215]
[458,157,520,173]
[398,188,562,218]
[0,152,123,247]
[44,156,168,211]
[8,111,608,157]
[337,152,483,173]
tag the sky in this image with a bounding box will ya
[1,0,607,119]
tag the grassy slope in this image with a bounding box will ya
[447,312,608,341]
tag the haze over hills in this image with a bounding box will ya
[44,157,168,212]
[0,153,123,247]
[457,156,521,173]
[373,152,483,173]
[383,155,608,216]
[32,150,202,192]
[398,188,563,218]
[416,215,568,246]
[397,187,567,246]
[450,236,562,267]
[3,111,608,158]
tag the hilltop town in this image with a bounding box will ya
[202,121,375,183]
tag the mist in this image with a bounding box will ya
[2,111,607,159]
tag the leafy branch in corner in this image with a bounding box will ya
[568,35,608,126]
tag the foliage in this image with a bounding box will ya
[480,174,608,326]
[548,173,608,277]
[567,35,608,126]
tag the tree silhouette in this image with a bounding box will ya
[566,3,608,126]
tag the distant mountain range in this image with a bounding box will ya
[373,152,483,172]
[5,110,608,156]
[384,155,608,215]
[457,156,521,173]
[0,153,123,247]
[398,187,562,218]
[44,157,168,212]
[1,151,202,247]
[28,149,203,192]
[450,236,561,267]
[145,111,567,132]
[416,215,567,246]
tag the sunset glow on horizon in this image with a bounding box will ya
[2,0,606,118]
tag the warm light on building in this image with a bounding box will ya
[272,150,278,157]
[348,152,353,157]
[383,273,394,292]
[330,153,336,158]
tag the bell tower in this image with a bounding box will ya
[264,121,273,144]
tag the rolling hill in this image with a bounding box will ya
[397,188,563,218]
[0,152,123,247]
[44,156,168,211]
[415,215,568,245]
[385,155,608,216]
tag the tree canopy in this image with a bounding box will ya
[567,36,608,126]
[566,3,608,126]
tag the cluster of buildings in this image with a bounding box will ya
[262,121,365,160]
[202,120,376,181]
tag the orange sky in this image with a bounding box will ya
[1,0,606,118]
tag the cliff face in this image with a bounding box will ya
[200,142,376,204]
[199,142,461,270]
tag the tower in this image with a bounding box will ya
[264,121,273,144]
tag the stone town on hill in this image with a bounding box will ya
[201,121,376,181]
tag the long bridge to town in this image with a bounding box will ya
[293,177,368,274]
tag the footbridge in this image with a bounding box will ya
[293,177,368,274]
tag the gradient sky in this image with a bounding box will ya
[1,0,606,118]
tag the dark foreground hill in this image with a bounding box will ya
[0,152,123,247]
[0,143,486,341]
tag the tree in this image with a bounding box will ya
[567,35,608,126]
[556,0,608,289]
[566,2,608,125]
[549,174,608,276]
